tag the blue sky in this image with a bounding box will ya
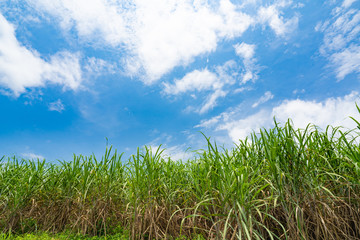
[0,0,359,161]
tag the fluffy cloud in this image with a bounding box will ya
[26,0,255,82]
[197,91,360,142]
[0,13,82,96]
[218,109,270,141]
[25,0,298,83]
[163,60,239,113]
[234,42,259,84]
[26,0,132,46]
[272,92,360,130]
[163,68,225,114]
[257,2,299,37]
[163,69,219,95]
[234,42,256,59]
[6,0,300,98]
[316,0,360,80]
[125,0,256,82]
[162,43,261,114]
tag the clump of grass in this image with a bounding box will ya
[1,108,360,239]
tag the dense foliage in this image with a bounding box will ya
[1,110,360,239]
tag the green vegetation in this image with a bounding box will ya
[1,108,360,239]
[0,231,129,239]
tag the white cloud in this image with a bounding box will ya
[258,3,299,37]
[147,132,194,161]
[293,3,305,9]
[198,91,360,142]
[317,1,360,80]
[84,57,117,76]
[26,0,132,46]
[163,69,219,95]
[128,0,254,82]
[218,109,270,141]
[342,0,357,8]
[234,42,260,84]
[272,91,360,130]
[218,0,255,39]
[331,44,360,80]
[163,68,226,114]
[195,115,222,129]
[0,13,82,96]
[234,87,250,94]
[131,1,221,81]
[163,60,240,114]
[161,145,194,161]
[22,152,45,160]
[199,89,227,114]
[234,42,255,59]
[48,99,65,112]
[20,0,300,85]
[292,88,305,95]
[215,60,239,84]
[252,91,274,108]
[25,0,260,82]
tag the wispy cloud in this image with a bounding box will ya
[234,42,260,84]
[160,145,194,161]
[21,152,45,160]
[48,99,65,112]
[147,132,194,161]
[342,0,357,8]
[0,13,82,96]
[199,89,227,114]
[252,91,274,108]
[330,44,360,80]
[84,57,117,76]
[316,0,360,80]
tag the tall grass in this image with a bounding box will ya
[1,111,360,239]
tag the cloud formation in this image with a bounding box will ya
[0,13,82,96]
[163,69,219,95]
[48,99,65,112]
[257,1,299,37]
[163,39,264,114]
[163,60,239,114]
[234,42,259,84]
[160,145,194,161]
[197,91,360,142]
[21,152,45,160]
[316,0,360,80]
[252,91,274,108]
[25,0,299,83]
[330,44,360,80]
[26,0,132,46]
